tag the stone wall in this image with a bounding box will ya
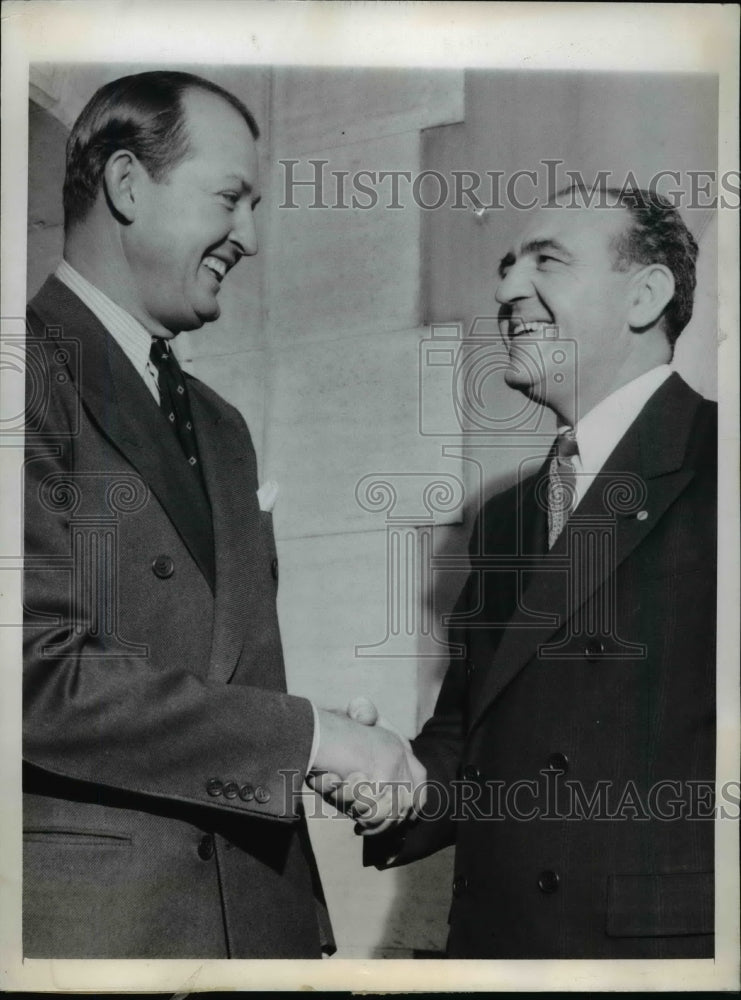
[27,63,718,958]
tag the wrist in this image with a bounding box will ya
[313,707,362,776]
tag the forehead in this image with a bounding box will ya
[513,204,629,257]
[180,88,258,172]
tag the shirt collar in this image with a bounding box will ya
[563,365,673,473]
[55,259,154,380]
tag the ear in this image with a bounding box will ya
[102,150,142,224]
[626,264,675,330]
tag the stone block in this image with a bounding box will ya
[273,66,464,155]
[176,347,267,456]
[263,326,466,539]
[277,531,421,734]
[268,131,422,343]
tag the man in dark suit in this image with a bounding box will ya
[23,70,421,958]
[343,187,716,958]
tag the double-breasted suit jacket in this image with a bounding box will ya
[23,276,330,958]
[368,373,716,959]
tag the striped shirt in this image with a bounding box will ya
[55,259,162,404]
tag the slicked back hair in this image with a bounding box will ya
[62,70,259,231]
[555,184,699,346]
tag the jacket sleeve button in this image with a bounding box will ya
[206,778,223,797]
[223,781,239,799]
[152,554,175,579]
[254,785,271,804]
[239,783,255,801]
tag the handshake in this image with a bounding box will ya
[308,697,427,836]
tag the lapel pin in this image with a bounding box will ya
[636,510,649,521]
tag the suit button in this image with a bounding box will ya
[223,781,239,799]
[254,785,271,804]
[239,783,255,801]
[152,554,174,579]
[462,764,480,782]
[538,870,560,894]
[585,639,605,661]
[197,834,215,861]
[206,778,223,797]
[271,557,279,582]
[546,752,569,773]
[452,875,468,897]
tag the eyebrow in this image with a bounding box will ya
[497,251,516,278]
[497,238,573,278]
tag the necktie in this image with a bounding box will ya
[149,338,207,490]
[547,427,579,548]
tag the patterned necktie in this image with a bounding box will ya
[547,427,579,548]
[149,338,207,489]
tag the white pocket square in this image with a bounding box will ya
[257,480,279,513]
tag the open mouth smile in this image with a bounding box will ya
[504,318,558,339]
[202,256,229,281]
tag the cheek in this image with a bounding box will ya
[563,284,608,326]
[130,209,177,266]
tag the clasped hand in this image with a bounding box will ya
[308,697,426,836]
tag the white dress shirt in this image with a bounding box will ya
[55,259,162,403]
[54,260,321,771]
[563,365,673,509]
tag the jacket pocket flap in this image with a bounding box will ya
[607,872,713,937]
[24,828,132,847]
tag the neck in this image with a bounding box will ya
[63,222,172,338]
[549,342,671,426]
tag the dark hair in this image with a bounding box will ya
[556,184,698,346]
[63,70,260,231]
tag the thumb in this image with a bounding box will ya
[347,695,379,726]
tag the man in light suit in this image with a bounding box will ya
[23,70,421,958]
[341,186,717,958]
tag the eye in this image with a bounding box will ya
[536,254,560,268]
[219,191,239,208]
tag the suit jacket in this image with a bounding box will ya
[23,276,331,958]
[367,372,717,959]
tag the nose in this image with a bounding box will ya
[229,202,259,258]
[495,258,532,306]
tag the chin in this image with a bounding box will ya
[204,299,221,323]
[503,367,534,393]
[504,367,549,406]
[187,302,221,331]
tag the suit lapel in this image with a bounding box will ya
[29,276,215,589]
[188,384,265,684]
[468,373,703,735]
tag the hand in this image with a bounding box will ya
[308,697,426,835]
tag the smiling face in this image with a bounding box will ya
[495,205,639,422]
[123,88,260,335]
